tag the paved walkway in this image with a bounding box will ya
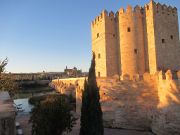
[16,115,153,135]
[63,120,154,135]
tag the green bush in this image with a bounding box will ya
[30,94,76,135]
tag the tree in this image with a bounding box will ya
[30,94,76,135]
[80,53,104,135]
[0,58,8,73]
[0,58,18,96]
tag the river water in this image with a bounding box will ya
[14,98,33,116]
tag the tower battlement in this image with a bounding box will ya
[91,10,117,27]
[145,1,177,15]
[91,0,180,79]
[118,5,144,15]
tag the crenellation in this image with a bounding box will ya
[119,8,124,14]
[177,71,180,80]
[156,70,179,81]
[91,10,108,27]
[156,2,161,10]
[126,5,133,13]
[134,5,141,13]
[109,11,115,17]
[173,7,177,13]
[158,71,163,80]
[115,11,119,19]
[118,5,143,15]
[102,9,108,16]
[115,11,119,17]
[168,6,173,11]
[155,2,178,17]
[162,4,167,10]
[134,6,144,16]
[91,1,180,79]
[144,4,149,10]
[165,70,173,80]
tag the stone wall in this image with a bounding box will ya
[51,70,180,135]
[0,92,16,135]
[105,11,119,77]
[91,10,108,77]
[152,2,180,71]
[91,0,180,78]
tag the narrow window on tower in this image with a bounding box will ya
[170,35,173,40]
[98,53,101,59]
[113,34,115,37]
[97,33,99,38]
[134,49,138,54]
[98,72,101,77]
[162,39,165,43]
[147,5,149,10]
[127,27,131,32]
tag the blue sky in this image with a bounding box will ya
[0,0,180,73]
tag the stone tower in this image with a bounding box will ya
[91,0,180,79]
[91,10,119,77]
[118,5,146,79]
[145,1,180,74]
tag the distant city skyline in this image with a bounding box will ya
[0,0,180,73]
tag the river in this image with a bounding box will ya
[14,98,33,116]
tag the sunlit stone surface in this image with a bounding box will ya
[51,70,180,135]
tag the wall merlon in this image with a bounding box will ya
[167,6,173,12]
[119,8,125,14]
[156,70,180,81]
[177,71,180,80]
[162,4,167,10]
[134,5,141,13]
[91,10,108,27]
[115,11,119,18]
[109,11,115,17]
[156,2,161,10]
[126,5,133,13]
[155,2,178,15]
[119,5,142,15]
[173,7,177,13]
[102,9,108,16]
[158,71,163,80]
[134,5,144,15]
[165,70,172,80]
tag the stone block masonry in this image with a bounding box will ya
[91,0,180,79]
[51,70,180,135]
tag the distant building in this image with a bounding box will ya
[64,66,82,77]
[6,72,63,81]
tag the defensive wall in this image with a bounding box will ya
[91,0,180,78]
[51,70,180,135]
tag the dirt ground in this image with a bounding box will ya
[16,114,153,135]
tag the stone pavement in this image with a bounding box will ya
[16,114,153,135]
[63,119,154,135]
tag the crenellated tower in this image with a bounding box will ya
[91,0,180,79]
[117,5,146,79]
[145,1,180,74]
[91,10,119,77]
